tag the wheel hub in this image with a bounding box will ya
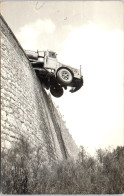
[61,71,69,80]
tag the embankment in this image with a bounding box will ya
[1,15,79,166]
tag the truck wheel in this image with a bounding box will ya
[50,85,63,98]
[57,68,73,85]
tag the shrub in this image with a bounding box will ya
[1,138,124,194]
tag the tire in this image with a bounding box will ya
[50,85,63,98]
[57,68,73,85]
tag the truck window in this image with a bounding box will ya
[38,51,44,58]
[49,52,56,58]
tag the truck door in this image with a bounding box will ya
[45,51,58,69]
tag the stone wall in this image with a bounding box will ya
[1,15,79,166]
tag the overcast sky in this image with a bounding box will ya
[1,1,123,155]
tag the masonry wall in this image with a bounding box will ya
[1,15,79,166]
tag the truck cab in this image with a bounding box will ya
[44,50,58,70]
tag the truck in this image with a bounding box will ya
[25,50,84,98]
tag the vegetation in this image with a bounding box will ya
[1,137,124,194]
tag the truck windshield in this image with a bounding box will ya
[49,52,56,58]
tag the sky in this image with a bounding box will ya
[1,1,123,155]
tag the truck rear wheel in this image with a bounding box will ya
[57,68,73,85]
[50,85,63,98]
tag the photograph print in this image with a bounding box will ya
[1,1,124,194]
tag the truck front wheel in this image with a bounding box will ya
[50,85,63,98]
[57,68,73,85]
